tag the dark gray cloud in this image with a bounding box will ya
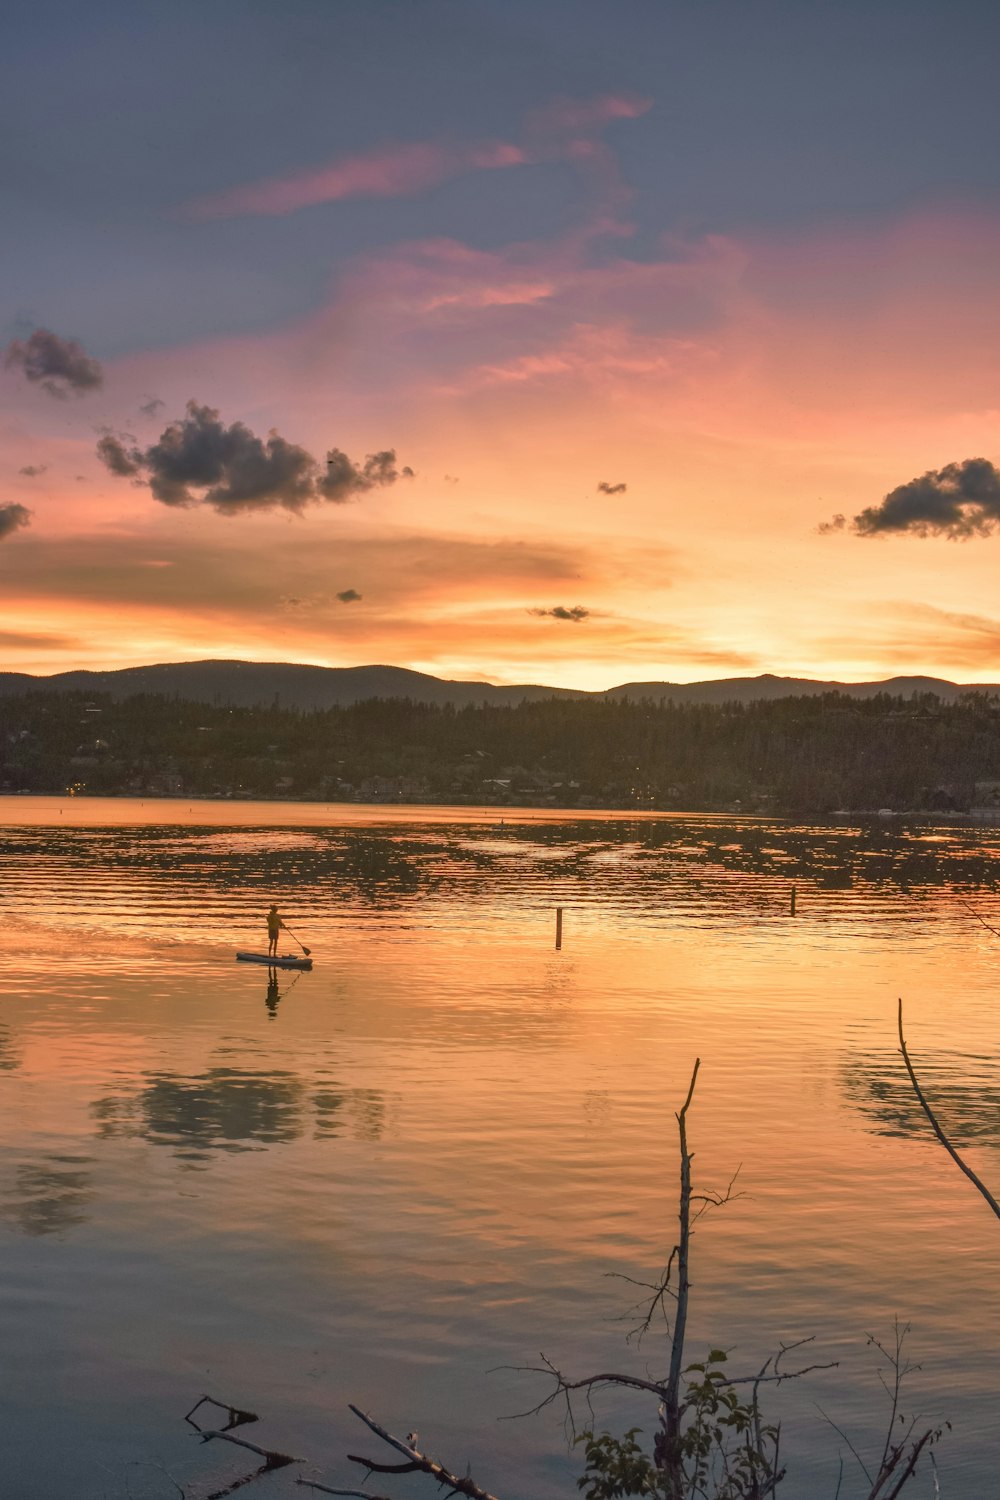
[322,448,414,502]
[18,464,47,478]
[597,480,627,495]
[817,512,846,534]
[336,588,362,603]
[4,328,103,398]
[96,434,141,478]
[528,604,590,621]
[850,458,1000,539]
[0,504,31,539]
[139,396,164,418]
[97,401,411,514]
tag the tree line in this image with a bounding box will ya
[3,687,1000,812]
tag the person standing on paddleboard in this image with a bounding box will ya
[267,904,284,958]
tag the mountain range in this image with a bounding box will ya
[0,660,996,711]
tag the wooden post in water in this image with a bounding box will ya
[790,885,797,916]
[555,907,563,949]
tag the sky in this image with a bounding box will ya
[3,0,1000,689]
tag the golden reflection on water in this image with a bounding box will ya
[1,800,1000,1498]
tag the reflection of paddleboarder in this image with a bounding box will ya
[267,904,284,957]
[266,968,281,1016]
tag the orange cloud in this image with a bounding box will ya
[11,201,1000,687]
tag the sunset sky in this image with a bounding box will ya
[3,0,1000,688]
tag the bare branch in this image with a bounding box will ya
[185,1394,258,1430]
[498,1361,669,1420]
[197,1429,299,1467]
[657,1057,700,1484]
[345,1455,421,1473]
[815,1405,873,1485]
[898,998,1000,1221]
[879,1427,937,1500]
[719,1358,838,1389]
[296,1485,393,1500]
[960,898,1000,941]
[346,1407,502,1500]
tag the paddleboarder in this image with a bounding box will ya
[267,904,284,958]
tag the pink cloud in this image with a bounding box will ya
[526,93,652,137]
[185,138,529,220]
[182,93,651,221]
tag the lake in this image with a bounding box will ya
[2,797,999,1499]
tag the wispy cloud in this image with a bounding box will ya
[182,92,650,221]
[185,138,529,220]
[817,602,1000,674]
[525,94,651,136]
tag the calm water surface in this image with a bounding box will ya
[2,798,1000,1499]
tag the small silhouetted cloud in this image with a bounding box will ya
[0,503,31,539]
[96,433,142,478]
[97,401,410,515]
[444,474,460,485]
[337,588,362,603]
[597,480,627,495]
[850,458,1000,539]
[528,604,591,621]
[817,513,846,534]
[139,396,164,418]
[18,463,47,478]
[4,328,103,398]
[321,448,413,502]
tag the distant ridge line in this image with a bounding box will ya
[0,660,996,711]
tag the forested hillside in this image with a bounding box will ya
[2,688,1000,814]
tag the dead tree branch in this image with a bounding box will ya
[818,1319,943,1500]
[656,1056,700,1489]
[343,1405,502,1500]
[898,997,1000,1221]
[500,1361,671,1420]
[296,1485,393,1500]
[185,1394,259,1431]
[959,899,1000,941]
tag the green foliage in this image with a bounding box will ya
[575,1352,781,1500]
[575,1428,660,1500]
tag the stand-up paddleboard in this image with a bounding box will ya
[236,951,313,970]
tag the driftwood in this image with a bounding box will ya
[296,1406,502,1500]
[183,1393,299,1500]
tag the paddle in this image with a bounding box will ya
[281,921,312,957]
